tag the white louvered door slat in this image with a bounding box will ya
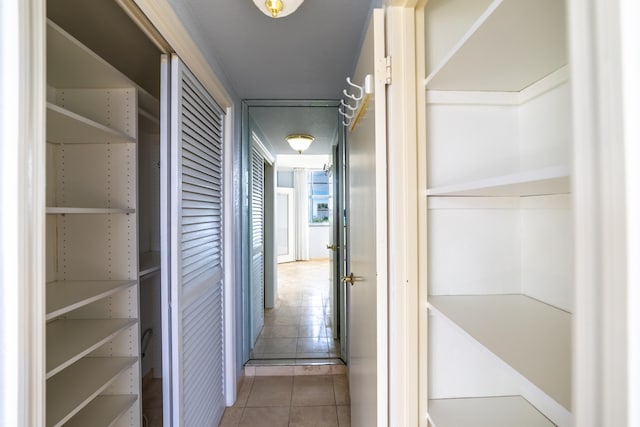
[250,148,265,347]
[166,54,225,427]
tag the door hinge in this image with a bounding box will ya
[385,56,392,85]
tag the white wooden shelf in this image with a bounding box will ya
[426,166,570,197]
[425,0,567,92]
[47,103,136,145]
[64,395,137,427]
[46,319,137,378]
[46,280,137,320]
[139,251,161,278]
[428,294,571,410]
[46,207,135,215]
[46,357,137,427]
[428,396,554,427]
[47,20,136,89]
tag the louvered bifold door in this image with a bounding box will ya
[250,148,265,348]
[168,54,225,427]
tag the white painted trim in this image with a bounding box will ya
[518,66,569,104]
[427,197,519,210]
[426,90,519,106]
[568,0,629,425]
[0,0,46,425]
[386,6,419,426]
[251,131,276,165]
[133,0,233,109]
[414,3,429,425]
[620,1,640,424]
[223,107,237,406]
[372,9,389,426]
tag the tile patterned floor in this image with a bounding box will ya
[219,374,350,427]
[252,260,342,360]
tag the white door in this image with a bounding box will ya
[161,54,226,426]
[347,9,388,426]
[276,188,295,263]
[250,147,265,347]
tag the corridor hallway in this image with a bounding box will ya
[251,260,341,360]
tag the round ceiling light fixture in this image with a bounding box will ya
[286,134,314,154]
[252,0,304,18]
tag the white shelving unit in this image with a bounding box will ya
[64,395,139,427]
[424,0,572,425]
[46,357,137,427]
[47,318,137,378]
[429,295,571,409]
[45,18,146,427]
[428,396,554,427]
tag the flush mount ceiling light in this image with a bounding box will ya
[286,134,314,154]
[252,0,304,18]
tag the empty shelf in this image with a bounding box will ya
[139,251,161,277]
[428,294,571,409]
[46,280,137,320]
[427,166,570,197]
[425,0,567,92]
[47,20,135,90]
[428,396,554,427]
[63,395,137,427]
[46,357,136,427]
[47,103,136,144]
[46,207,135,214]
[46,318,137,378]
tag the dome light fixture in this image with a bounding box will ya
[252,0,304,18]
[286,134,314,154]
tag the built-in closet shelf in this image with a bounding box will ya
[46,103,137,145]
[139,108,160,128]
[46,319,137,378]
[48,20,136,90]
[425,0,566,92]
[46,207,135,215]
[46,357,137,427]
[139,251,161,278]
[63,395,137,427]
[426,166,569,197]
[46,280,137,320]
[428,295,571,410]
[428,396,554,427]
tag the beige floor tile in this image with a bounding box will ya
[260,325,299,338]
[292,375,336,406]
[246,376,293,407]
[219,407,243,426]
[239,407,290,427]
[234,376,254,407]
[298,324,327,338]
[254,337,297,354]
[289,406,339,427]
[297,337,330,353]
[336,405,351,427]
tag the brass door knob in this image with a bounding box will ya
[342,272,362,285]
[326,244,339,251]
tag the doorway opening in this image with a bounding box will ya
[243,101,347,365]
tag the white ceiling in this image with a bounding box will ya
[167,0,376,100]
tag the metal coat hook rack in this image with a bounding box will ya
[338,74,373,131]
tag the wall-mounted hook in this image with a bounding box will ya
[339,105,354,119]
[345,77,364,100]
[341,98,357,112]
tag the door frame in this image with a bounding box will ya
[241,99,344,364]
